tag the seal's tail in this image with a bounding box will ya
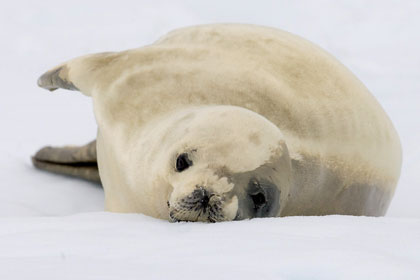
[37,51,117,96]
[32,140,101,184]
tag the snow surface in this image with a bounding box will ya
[1,0,420,279]
[1,214,420,280]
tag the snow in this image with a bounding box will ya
[1,214,419,280]
[1,0,419,279]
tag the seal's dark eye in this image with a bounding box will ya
[250,192,267,210]
[176,153,192,172]
[249,180,267,210]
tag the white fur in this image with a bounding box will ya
[98,105,286,219]
[39,24,402,219]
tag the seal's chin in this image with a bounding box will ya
[168,187,238,223]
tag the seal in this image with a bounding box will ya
[32,24,402,222]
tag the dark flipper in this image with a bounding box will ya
[37,66,79,92]
[32,140,101,183]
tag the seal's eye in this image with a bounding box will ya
[249,180,267,210]
[250,191,267,210]
[176,153,193,172]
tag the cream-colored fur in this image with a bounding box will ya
[38,24,402,220]
[97,105,289,220]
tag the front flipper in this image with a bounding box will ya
[32,140,101,183]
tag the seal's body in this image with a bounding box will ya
[33,24,402,221]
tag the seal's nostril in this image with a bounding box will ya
[200,193,210,208]
[195,187,210,208]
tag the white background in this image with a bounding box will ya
[1,1,419,279]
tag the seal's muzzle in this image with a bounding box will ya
[168,186,227,223]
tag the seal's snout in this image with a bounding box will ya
[195,187,210,209]
[168,186,230,223]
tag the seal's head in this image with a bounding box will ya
[143,105,292,222]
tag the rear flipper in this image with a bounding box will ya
[32,140,101,184]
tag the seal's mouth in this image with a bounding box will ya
[168,187,230,223]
